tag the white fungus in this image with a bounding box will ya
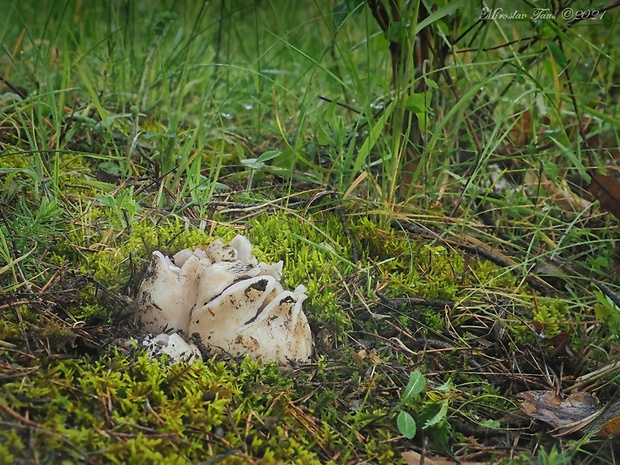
[134,235,313,365]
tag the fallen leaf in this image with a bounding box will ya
[401,450,491,465]
[509,109,532,147]
[599,412,620,437]
[352,349,367,364]
[525,171,592,212]
[584,132,620,163]
[531,321,574,357]
[517,390,620,437]
[588,173,620,220]
[546,332,573,357]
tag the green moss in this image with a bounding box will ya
[0,319,22,344]
[421,307,444,331]
[0,305,38,345]
[82,217,236,290]
[507,298,574,346]
[533,300,572,337]
[0,352,344,464]
[469,258,518,289]
[352,216,519,305]
[1,200,592,462]
[0,429,24,463]
[246,212,354,333]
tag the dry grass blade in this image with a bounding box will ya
[0,245,37,276]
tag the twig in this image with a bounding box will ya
[0,75,28,99]
[331,193,360,263]
[568,359,620,392]
[0,400,41,428]
[591,279,620,309]
[317,96,361,115]
[376,290,456,309]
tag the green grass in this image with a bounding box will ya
[1,0,620,463]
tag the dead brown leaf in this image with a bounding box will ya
[509,109,533,147]
[599,413,620,437]
[517,390,620,437]
[588,173,620,220]
[525,171,592,212]
[401,450,491,465]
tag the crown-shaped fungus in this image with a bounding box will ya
[134,235,313,364]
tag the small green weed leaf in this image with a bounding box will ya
[96,195,115,209]
[403,92,430,114]
[353,98,396,174]
[593,286,620,313]
[345,0,365,11]
[549,136,589,182]
[535,23,556,39]
[99,161,122,176]
[257,150,281,163]
[423,400,448,429]
[435,379,455,393]
[424,78,439,90]
[592,287,620,333]
[546,40,568,69]
[387,21,410,43]
[537,446,572,465]
[478,419,501,429]
[269,148,297,171]
[397,410,417,439]
[214,182,230,191]
[241,158,265,170]
[333,2,347,29]
[434,19,450,40]
[542,160,559,179]
[401,370,426,404]
[243,151,283,171]
[414,0,465,34]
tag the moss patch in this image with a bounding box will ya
[1,204,615,463]
[0,354,331,464]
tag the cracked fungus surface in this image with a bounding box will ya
[134,235,313,365]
